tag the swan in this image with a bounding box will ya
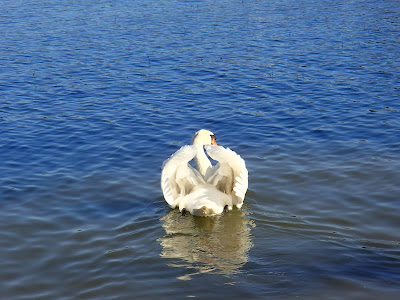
[161,129,248,216]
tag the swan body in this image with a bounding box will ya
[161,129,248,216]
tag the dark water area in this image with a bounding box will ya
[1,0,399,299]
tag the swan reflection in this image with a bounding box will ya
[158,209,254,280]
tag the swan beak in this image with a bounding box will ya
[211,137,218,146]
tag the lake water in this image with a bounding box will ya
[1,0,399,299]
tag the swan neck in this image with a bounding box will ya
[194,145,211,177]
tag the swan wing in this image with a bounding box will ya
[205,145,248,208]
[161,145,205,208]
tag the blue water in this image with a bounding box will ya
[1,0,400,299]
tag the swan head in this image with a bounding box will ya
[192,129,218,147]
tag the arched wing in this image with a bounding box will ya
[205,145,248,208]
[161,145,205,208]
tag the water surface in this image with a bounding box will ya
[1,0,399,299]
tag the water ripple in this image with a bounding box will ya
[1,0,400,298]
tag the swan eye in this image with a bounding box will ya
[210,134,216,140]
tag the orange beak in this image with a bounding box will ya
[211,137,218,146]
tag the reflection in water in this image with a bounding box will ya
[158,209,254,280]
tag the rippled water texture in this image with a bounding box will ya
[1,0,399,299]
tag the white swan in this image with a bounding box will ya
[161,129,248,216]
